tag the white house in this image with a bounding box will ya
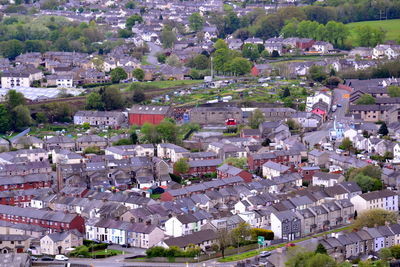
[350,189,399,213]
[164,213,205,237]
[312,41,334,54]
[393,143,400,162]
[270,210,301,241]
[262,161,290,179]
[157,143,189,163]
[312,172,344,187]
[306,92,331,112]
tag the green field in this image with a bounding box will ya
[347,19,400,43]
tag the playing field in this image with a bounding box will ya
[347,19,400,43]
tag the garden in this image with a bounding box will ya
[69,240,123,259]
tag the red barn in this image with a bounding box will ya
[128,105,172,126]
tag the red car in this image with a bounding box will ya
[226,119,236,126]
[285,243,296,247]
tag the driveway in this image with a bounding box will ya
[146,41,162,65]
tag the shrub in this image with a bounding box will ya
[251,228,274,241]
[83,240,95,246]
[92,243,108,250]
[146,246,166,257]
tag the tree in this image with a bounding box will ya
[306,253,337,267]
[379,247,392,262]
[249,109,265,129]
[390,245,400,259]
[189,12,204,32]
[223,157,247,169]
[315,243,327,254]
[110,67,128,83]
[388,86,400,97]
[339,137,353,152]
[173,158,189,175]
[250,228,274,241]
[12,105,32,130]
[156,120,178,143]
[231,222,251,245]
[86,92,104,110]
[0,104,11,133]
[214,39,228,50]
[125,1,135,9]
[190,54,209,70]
[242,43,260,61]
[282,87,291,98]
[83,146,103,155]
[356,94,376,105]
[229,57,252,76]
[0,39,24,59]
[6,90,25,111]
[352,209,398,230]
[126,14,143,28]
[166,54,182,67]
[156,53,166,63]
[132,89,145,103]
[132,68,145,81]
[308,65,327,82]
[101,87,124,110]
[354,25,386,47]
[161,28,176,49]
[140,123,160,144]
[379,122,389,136]
[324,76,342,88]
[130,131,138,144]
[216,228,231,258]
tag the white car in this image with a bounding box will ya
[55,255,69,261]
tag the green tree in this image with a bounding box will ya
[216,228,231,258]
[35,112,48,124]
[249,109,265,129]
[161,28,176,49]
[132,89,145,103]
[126,14,143,28]
[223,157,247,169]
[110,67,128,83]
[354,25,386,47]
[315,243,328,254]
[0,39,24,59]
[140,122,160,144]
[12,105,32,130]
[125,1,135,9]
[356,94,376,105]
[101,87,124,110]
[6,90,25,111]
[156,53,166,63]
[242,43,260,61]
[0,104,11,133]
[379,122,389,136]
[388,86,400,97]
[308,65,327,82]
[130,131,138,144]
[379,247,392,262]
[83,146,103,155]
[231,222,251,245]
[339,137,353,152]
[229,57,252,76]
[173,158,189,175]
[132,68,145,81]
[156,120,178,143]
[189,12,204,32]
[306,253,337,267]
[214,39,228,50]
[86,92,104,110]
[352,209,398,230]
[190,54,209,70]
[390,245,400,259]
[166,54,182,67]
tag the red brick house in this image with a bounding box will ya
[248,150,301,172]
[216,164,252,183]
[188,159,222,176]
[240,128,261,139]
[296,38,315,50]
[128,105,172,126]
[0,188,51,207]
[0,174,53,191]
[0,204,85,233]
[298,166,321,182]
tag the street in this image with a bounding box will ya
[303,88,350,147]
[146,41,162,65]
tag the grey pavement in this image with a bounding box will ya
[146,41,162,65]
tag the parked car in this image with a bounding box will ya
[285,243,296,247]
[40,256,54,261]
[55,255,69,261]
[259,251,271,257]
[121,244,131,248]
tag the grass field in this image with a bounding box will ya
[347,19,400,43]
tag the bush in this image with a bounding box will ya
[146,246,166,257]
[82,82,113,88]
[92,243,108,250]
[83,240,95,246]
[70,246,90,257]
[251,228,274,241]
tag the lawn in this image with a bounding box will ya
[91,249,123,256]
[347,19,400,43]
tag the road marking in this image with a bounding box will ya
[343,94,350,99]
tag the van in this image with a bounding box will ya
[55,255,69,261]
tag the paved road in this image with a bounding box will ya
[303,88,350,147]
[146,41,162,65]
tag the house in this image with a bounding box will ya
[163,229,217,251]
[217,163,252,183]
[73,111,125,127]
[10,136,44,150]
[270,210,301,241]
[307,150,330,166]
[157,143,189,163]
[306,92,331,112]
[128,105,172,126]
[40,230,83,255]
[189,107,243,125]
[0,204,85,233]
[1,69,43,89]
[0,235,31,253]
[259,121,291,141]
[262,161,290,179]
[350,189,399,213]
[188,159,222,176]
[312,172,344,187]
[76,135,107,152]
[45,135,75,151]
[164,213,206,237]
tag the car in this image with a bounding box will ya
[337,104,342,107]
[40,256,54,261]
[285,243,296,247]
[55,255,69,261]
[121,243,131,248]
[259,251,271,257]
[30,256,38,261]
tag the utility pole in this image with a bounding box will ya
[210,56,214,80]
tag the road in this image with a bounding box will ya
[303,88,350,147]
[146,41,162,65]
